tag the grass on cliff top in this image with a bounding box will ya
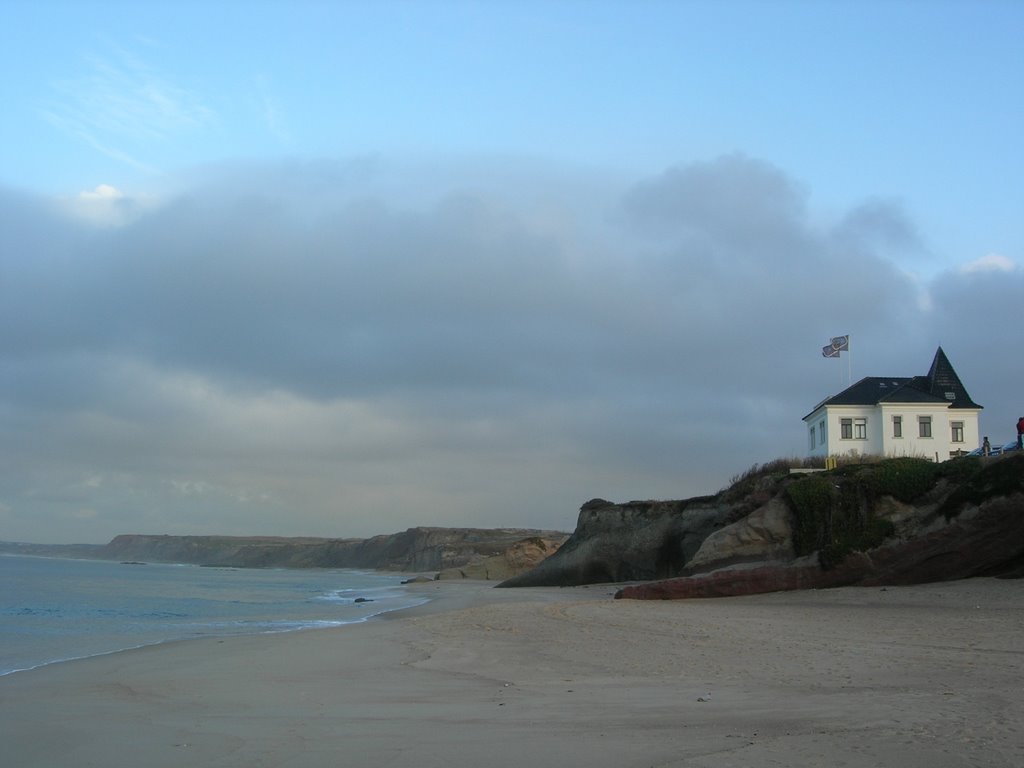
[721,452,982,500]
[719,457,817,502]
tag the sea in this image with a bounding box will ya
[0,553,429,676]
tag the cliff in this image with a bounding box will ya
[1,527,569,580]
[102,527,570,575]
[499,453,1024,596]
[496,496,729,586]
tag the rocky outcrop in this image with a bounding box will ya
[497,497,728,587]
[346,527,568,574]
[436,536,565,580]
[501,453,1024,596]
[684,496,795,572]
[6,527,569,579]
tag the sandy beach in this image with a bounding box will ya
[1,577,1021,767]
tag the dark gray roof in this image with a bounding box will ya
[804,347,982,419]
[924,347,982,409]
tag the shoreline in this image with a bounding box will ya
[2,578,1021,767]
[0,556,432,678]
[0,592,433,679]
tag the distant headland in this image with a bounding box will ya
[0,527,569,582]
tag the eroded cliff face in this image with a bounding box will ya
[500,453,1024,595]
[498,497,728,587]
[436,536,564,580]
[617,494,1024,599]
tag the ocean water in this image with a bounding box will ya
[0,554,428,676]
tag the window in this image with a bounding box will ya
[819,419,825,439]
[854,418,867,440]
[893,415,902,438]
[919,416,932,438]
[840,418,853,439]
[951,421,964,443]
[810,426,816,449]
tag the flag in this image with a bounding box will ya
[830,335,850,352]
[822,344,840,358]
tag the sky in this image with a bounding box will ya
[2,0,1022,544]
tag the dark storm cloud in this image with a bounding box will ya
[615,155,920,392]
[621,153,807,244]
[835,198,923,253]
[0,155,1010,543]
[925,262,1024,442]
[7,176,588,401]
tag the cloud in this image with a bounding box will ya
[621,153,807,245]
[41,43,215,173]
[0,155,1014,543]
[254,75,291,147]
[79,184,123,201]
[834,198,924,254]
[61,184,152,227]
[923,258,1023,439]
[959,253,1017,274]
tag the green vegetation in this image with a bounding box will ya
[720,457,814,507]
[724,457,817,494]
[721,453,1021,571]
[937,453,1024,520]
[935,455,983,484]
[784,462,912,570]
[786,473,835,558]
[858,457,937,502]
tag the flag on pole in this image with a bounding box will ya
[830,335,850,352]
[822,335,850,358]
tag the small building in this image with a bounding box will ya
[803,347,982,461]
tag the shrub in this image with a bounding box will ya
[786,474,834,557]
[785,465,900,569]
[937,453,1024,520]
[860,457,937,502]
[935,455,983,484]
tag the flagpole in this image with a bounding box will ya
[822,335,851,388]
[848,335,852,386]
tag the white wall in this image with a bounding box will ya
[878,404,981,460]
[804,404,981,461]
[823,405,882,457]
[803,406,828,458]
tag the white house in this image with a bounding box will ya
[803,347,982,462]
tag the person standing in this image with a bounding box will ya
[1017,417,1024,450]
[982,436,991,456]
